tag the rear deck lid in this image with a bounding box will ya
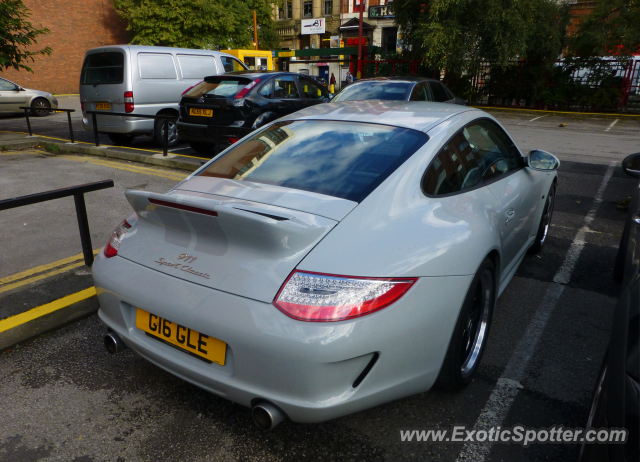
[180,76,255,125]
[118,189,340,302]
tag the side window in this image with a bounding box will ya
[429,82,450,102]
[274,75,300,98]
[220,56,247,73]
[258,80,273,99]
[0,79,17,91]
[177,55,218,79]
[138,53,177,79]
[301,78,325,100]
[462,120,523,179]
[423,119,524,195]
[423,132,483,195]
[409,83,427,101]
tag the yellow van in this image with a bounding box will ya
[224,50,273,71]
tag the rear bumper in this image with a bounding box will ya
[92,251,471,423]
[82,114,154,135]
[177,120,252,147]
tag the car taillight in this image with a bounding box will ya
[104,217,134,258]
[235,78,260,99]
[274,271,417,322]
[181,81,201,96]
[124,91,134,113]
[80,102,84,111]
[227,137,240,144]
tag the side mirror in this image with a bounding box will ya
[527,150,560,171]
[622,153,640,178]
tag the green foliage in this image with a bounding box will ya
[113,0,280,51]
[569,0,640,58]
[0,0,52,73]
[393,0,569,76]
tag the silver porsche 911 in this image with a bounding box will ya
[93,101,559,430]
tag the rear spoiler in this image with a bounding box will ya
[203,75,253,84]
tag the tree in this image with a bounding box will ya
[0,0,52,73]
[113,0,281,51]
[569,0,640,57]
[393,0,568,76]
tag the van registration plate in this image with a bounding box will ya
[95,103,110,110]
[190,108,213,117]
[135,308,226,365]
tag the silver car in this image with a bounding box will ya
[332,77,466,105]
[0,77,58,116]
[93,101,559,430]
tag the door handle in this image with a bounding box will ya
[633,213,640,225]
[505,208,515,224]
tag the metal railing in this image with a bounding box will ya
[0,180,115,266]
[85,111,177,156]
[19,107,76,143]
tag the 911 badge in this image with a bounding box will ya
[154,253,210,279]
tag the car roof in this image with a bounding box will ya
[279,100,478,133]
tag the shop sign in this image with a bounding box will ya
[368,5,395,18]
[301,18,326,35]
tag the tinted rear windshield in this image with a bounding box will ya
[333,82,411,102]
[81,52,124,85]
[185,78,252,98]
[199,120,429,202]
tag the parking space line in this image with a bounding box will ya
[528,115,549,122]
[456,161,617,462]
[604,118,619,131]
[0,261,85,296]
[0,287,96,333]
[0,251,91,285]
[57,155,186,181]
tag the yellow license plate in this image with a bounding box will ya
[135,308,226,365]
[190,107,213,117]
[95,102,110,110]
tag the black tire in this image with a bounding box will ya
[107,133,134,146]
[437,257,495,391]
[153,117,180,148]
[529,182,556,254]
[189,141,214,155]
[31,98,51,117]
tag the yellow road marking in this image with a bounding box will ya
[0,151,40,156]
[57,155,186,180]
[0,130,207,159]
[0,287,97,333]
[0,261,86,295]
[0,250,97,285]
[472,106,640,118]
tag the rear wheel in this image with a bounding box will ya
[153,117,179,148]
[31,98,50,117]
[107,133,134,146]
[437,257,495,391]
[529,183,556,254]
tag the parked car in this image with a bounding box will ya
[578,153,640,462]
[0,77,58,116]
[79,45,248,147]
[94,100,559,430]
[176,71,331,154]
[331,76,466,105]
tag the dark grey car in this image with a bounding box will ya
[331,77,466,105]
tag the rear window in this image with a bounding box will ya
[333,82,410,102]
[185,78,252,98]
[81,52,124,85]
[199,120,429,202]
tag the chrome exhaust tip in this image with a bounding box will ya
[252,401,285,431]
[104,332,127,354]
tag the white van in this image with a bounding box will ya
[79,45,247,147]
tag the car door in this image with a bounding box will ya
[271,75,306,116]
[462,119,542,273]
[0,78,28,113]
[299,77,329,107]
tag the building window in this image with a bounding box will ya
[304,0,313,17]
[286,1,292,17]
[324,0,333,15]
[278,6,284,19]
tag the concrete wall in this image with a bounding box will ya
[1,0,128,94]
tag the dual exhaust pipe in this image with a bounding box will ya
[103,330,286,430]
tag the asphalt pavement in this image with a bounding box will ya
[0,103,638,461]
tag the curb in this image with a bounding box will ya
[0,295,99,352]
[1,135,201,172]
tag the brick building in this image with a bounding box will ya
[1,0,128,94]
